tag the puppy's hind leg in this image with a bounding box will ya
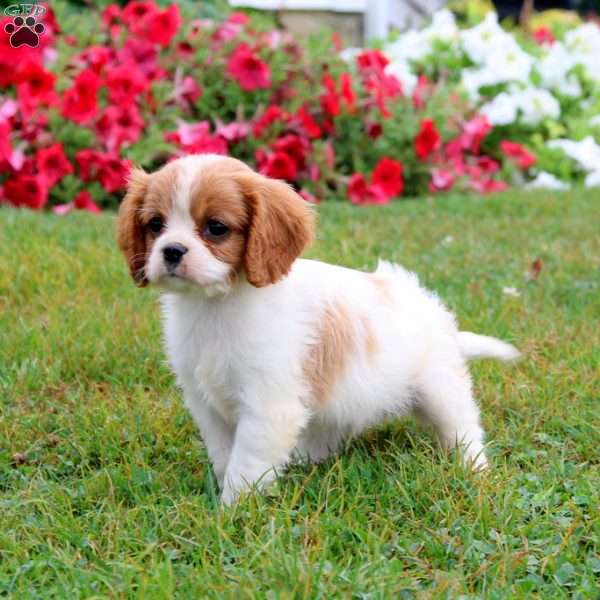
[415,360,488,470]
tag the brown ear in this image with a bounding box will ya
[236,173,315,287]
[117,168,150,287]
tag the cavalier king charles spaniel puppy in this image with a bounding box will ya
[118,154,519,505]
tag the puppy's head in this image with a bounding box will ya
[117,155,314,294]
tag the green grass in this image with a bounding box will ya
[1,190,599,599]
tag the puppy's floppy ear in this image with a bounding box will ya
[236,172,315,287]
[117,168,150,287]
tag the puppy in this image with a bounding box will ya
[117,154,519,505]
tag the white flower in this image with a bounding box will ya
[339,47,362,63]
[564,23,600,82]
[526,172,570,190]
[385,30,431,64]
[479,92,520,125]
[537,42,580,96]
[516,88,560,125]
[585,171,600,187]
[460,12,514,65]
[422,9,458,43]
[485,42,534,83]
[548,136,600,172]
[384,60,418,95]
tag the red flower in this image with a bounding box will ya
[106,63,148,106]
[96,105,145,151]
[272,134,309,170]
[102,4,121,28]
[296,106,321,139]
[166,121,228,154]
[320,73,340,117]
[36,144,73,187]
[3,175,48,209]
[98,155,132,193]
[533,27,555,46]
[415,119,441,159]
[500,140,537,169]
[340,73,357,112]
[75,45,113,74]
[476,156,500,173]
[15,61,57,116]
[61,69,101,124]
[227,44,271,91]
[258,151,298,181]
[460,115,491,154]
[347,173,389,205]
[76,149,104,181]
[372,157,404,198]
[470,178,509,194]
[253,105,288,137]
[144,4,181,47]
[122,1,157,27]
[356,50,389,72]
[0,119,12,164]
[74,190,101,213]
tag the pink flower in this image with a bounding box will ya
[500,140,536,169]
[460,116,491,154]
[372,157,404,198]
[36,143,73,187]
[215,121,250,143]
[227,44,271,91]
[172,76,202,107]
[429,169,455,192]
[96,105,144,150]
[415,119,441,159]
[166,121,228,154]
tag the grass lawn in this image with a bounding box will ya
[1,190,599,598]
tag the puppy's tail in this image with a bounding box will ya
[457,332,521,362]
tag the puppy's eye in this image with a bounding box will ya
[204,219,230,240]
[148,216,164,234]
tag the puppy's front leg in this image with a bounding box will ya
[221,399,310,505]
[185,394,234,488]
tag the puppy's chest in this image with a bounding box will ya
[165,314,256,422]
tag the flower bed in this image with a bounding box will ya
[0,3,599,212]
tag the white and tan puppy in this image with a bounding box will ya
[118,154,519,505]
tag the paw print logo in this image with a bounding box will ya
[5,15,45,48]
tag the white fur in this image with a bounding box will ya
[160,258,519,504]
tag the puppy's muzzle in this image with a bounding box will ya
[163,243,188,271]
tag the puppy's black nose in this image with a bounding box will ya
[163,243,188,266]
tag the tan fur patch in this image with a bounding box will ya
[189,159,252,270]
[303,300,356,406]
[360,315,378,364]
